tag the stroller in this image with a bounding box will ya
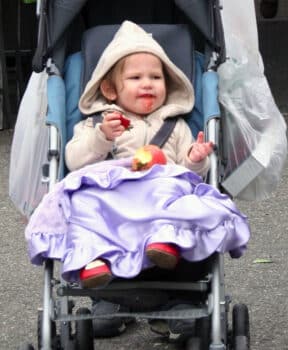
[16,0,252,349]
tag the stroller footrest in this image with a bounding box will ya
[57,280,210,297]
[53,306,210,323]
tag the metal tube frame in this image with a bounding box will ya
[207,117,226,350]
[41,259,53,350]
[41,123,59,350]
[48,123,72,349]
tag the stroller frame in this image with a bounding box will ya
[20,1,250,349]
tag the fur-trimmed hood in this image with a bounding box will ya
[78,21,194,118]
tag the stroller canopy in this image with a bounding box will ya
[33,0,225,72]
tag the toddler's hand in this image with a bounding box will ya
[189,131,214,163]
[100,111,126,141]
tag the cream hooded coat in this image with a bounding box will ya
[65,21,209,176]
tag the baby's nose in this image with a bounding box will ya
[141,78,152,88]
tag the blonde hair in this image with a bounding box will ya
[102,56,127,92]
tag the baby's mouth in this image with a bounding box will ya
[138,94,155,98]
[138,94,155,111]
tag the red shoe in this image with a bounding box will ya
[146,243,180,269]
[80,259,112,288]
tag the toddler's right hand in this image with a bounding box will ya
[100,111,125,141]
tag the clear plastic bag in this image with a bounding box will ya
[218,57,287,200]
[9,71,49,217]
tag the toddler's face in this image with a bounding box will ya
[114,53,166,116]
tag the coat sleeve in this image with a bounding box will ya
[175,119,210,177]
[65,117,113,171]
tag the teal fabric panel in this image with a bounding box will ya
[64,52,83,143]
[202,71,220,123]
[46,75,66,179]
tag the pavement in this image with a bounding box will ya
[1,128,288,350]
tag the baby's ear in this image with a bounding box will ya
[100,80,117,101]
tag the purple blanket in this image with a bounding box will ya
[25,159,250,282]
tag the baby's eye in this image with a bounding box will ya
[128,76,140,80]
[152,75,163,80]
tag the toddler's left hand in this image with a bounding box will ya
[189,131,214,163]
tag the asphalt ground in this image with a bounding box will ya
[1,128,288,350]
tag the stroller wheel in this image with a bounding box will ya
[232,304,250,350]
[185,337,201,350]
[185,316,210,350]
[75,307,94,350]
[63,339,77,350]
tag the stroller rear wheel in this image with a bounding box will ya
[75,307,94,350]
[185,337,201,350]
[232,303,250,350]
[185,316,210,350]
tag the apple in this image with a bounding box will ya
[131,145,167,171]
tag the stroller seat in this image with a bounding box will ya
[51,21,217,310]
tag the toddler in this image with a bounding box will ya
[65,21,213,287]
[26,22,249,292]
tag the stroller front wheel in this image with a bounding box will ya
[75,307,94,350]
[232,303,250,350]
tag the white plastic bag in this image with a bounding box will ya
[221,0,261,66]
[219,1,287,200]
[9,71,49,217]
[219,56,287,200]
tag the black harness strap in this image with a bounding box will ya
[91,113,102,127]
[91,114,178,149]
[150,117,178,148]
